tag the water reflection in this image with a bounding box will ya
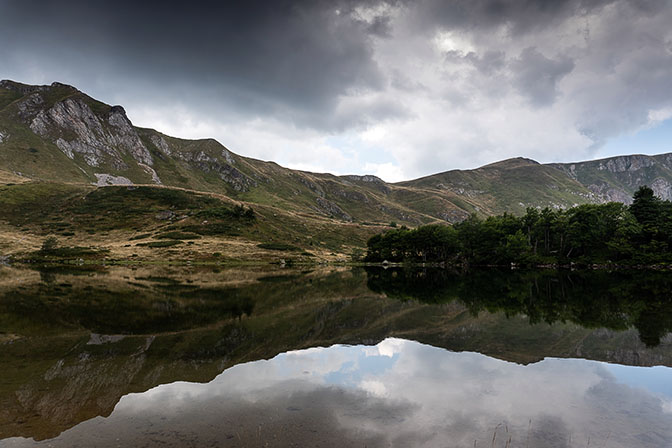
[3,339,671,447]
[367,267,672,347]
[1,265,671,445]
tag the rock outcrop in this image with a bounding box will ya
[552,153,672,204]
[149,134,171,155]
[177,150,256,191]
[342,174,390,194]
[30,98,152,169]
[315,197,353,221]
[0,79,50,95]
[94,174,133,186]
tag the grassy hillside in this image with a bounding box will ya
[0,181,385,262]
[0,80,594,229]
[0,80,460,226]
[3,79,672,256]
[400,158,595,215]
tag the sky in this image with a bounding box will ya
[1,0,672,182]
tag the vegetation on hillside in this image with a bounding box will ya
[366,186,672,266]
[6,81,672,228]
[0,181,382,262]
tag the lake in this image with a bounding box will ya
[0,266,671,447]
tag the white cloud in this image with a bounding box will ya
[97,339,672,448]
[648,107,672,126]
[362,162,405,182]
[359,379,388,396]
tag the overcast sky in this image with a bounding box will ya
[2,0,672,181]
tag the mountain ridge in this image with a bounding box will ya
[2,79,672,225]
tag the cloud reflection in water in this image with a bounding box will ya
[4,338,671,447]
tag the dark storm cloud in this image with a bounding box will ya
[2,0,672,178]
[0,0,660,131]
[406,0,617,35]
[0,0,394,130]
[464,50,507,76]
[512,48,574,106]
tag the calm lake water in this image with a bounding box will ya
[0,266,671,447]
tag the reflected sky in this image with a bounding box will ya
[3,338,671,448]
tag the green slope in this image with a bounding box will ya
[3,79,672,231]
[400,157,595,215]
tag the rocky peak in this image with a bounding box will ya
[0,80,77,95]
[341,174,390,194]
[342,174,385,184]
[0,80,47,95]
[109,105,127,116]
[607,155,654,173]
[29,96,154,171]
[479,157,540,170]
[50,81,77,90]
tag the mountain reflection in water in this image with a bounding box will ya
[0,265,671,446]
[3,339,671,447]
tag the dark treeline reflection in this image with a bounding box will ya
[365,267,672,347]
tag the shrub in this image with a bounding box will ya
[41,237,59,252]
[156,231,201,240]
[137,240,183,248]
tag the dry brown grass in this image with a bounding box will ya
[0,169,30,184]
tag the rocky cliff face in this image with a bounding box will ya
[0,80,264,192]
[551,154,672,203]
[30,99,154,170]
[175,148,256,191]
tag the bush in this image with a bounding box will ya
[41,237,59,252]
[137,240,183,248]
[129,233,152,240]
[156,231,201,240]
[197,204,255,220]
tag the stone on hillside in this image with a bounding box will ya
[150,134,171,155]
[316,197,352,222]
[155,210,176,221]
[94,173,133,186]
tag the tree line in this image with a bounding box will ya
[365,186,672,266]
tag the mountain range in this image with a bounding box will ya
[2,79,672,259]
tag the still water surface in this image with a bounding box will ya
[0,266,671,447]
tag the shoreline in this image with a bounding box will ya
[4,255,672,271]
